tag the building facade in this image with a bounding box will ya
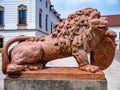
[0,0,60,51]
[105,14,120,50]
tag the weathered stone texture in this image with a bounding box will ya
[4,78,107,90]
[2,8,116,75]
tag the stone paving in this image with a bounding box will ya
[0,60,5,90]
[0,50,120,90]
[47,56,120,90]
[104,60,120,90]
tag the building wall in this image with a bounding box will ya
[109,26,120,49]
[0,30,35,41]
[0,0,60,50]
[0,29,36,50]
[35,0,60,35]
[0,0,60,34]
[0,0,36,30]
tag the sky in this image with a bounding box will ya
[51,0,120,18]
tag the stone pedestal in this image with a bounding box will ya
[4,78,107,90]
[4,67,107,90]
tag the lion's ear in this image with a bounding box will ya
[90,36,116,70]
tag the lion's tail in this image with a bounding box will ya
[2,36,29,74]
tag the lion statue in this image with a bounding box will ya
[2,8,117,74]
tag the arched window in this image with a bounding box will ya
[0,6,4,26]
[18,4,27,25]
[39,9,42,28]
[45,14,48,31]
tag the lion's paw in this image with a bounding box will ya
[7,64,25,74]
[79,65,99,73]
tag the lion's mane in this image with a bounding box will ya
[52,8,101,53]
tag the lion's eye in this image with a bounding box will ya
[94,15,100,19]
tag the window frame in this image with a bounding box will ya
[17,4,27,26]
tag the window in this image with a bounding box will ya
[46,1,48,8]
[46,14,48,31]
[0,11,3,25]
[18,4,27,25]
[0,36,3,50]
[0,6,4,26]
[119,44,120,50]
[51,22,53,33]
[39,9,42,28]
[119,32,120,40]
[19,10,26,24]
[50,5,54,11]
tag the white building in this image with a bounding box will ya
[105,14,120,50]
[0,0,61,51]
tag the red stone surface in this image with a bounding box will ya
[7,67,105,80]
[2,8,116,75]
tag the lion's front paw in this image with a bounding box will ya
[79,65,99,73]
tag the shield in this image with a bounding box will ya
[90,36,116,70]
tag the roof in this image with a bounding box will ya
[49,1,61,21]
[51,8,61,21]
[104,14,120,27]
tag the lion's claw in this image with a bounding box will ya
[79,65,99,73]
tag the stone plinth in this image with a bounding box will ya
[7,67,105,80]
[4,78,107,90]
[5,67,107,90]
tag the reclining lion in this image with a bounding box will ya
[2,8,116,74]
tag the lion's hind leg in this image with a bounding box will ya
[73,50,99,73]
[6,63,44,74]
[6,42,44,74]
[6,63,25,74]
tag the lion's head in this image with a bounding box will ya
[52,8,110,52]
[51,8,116,70]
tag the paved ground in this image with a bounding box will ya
[0,50,120,90]
[104,61,120,90]
[0,62,5,90]
[48,56,120,90]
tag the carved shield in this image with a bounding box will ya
[91,36,116,70]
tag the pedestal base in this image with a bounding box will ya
[5,67,107,90]
[4,78,107,90]
[7,67,105,80]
